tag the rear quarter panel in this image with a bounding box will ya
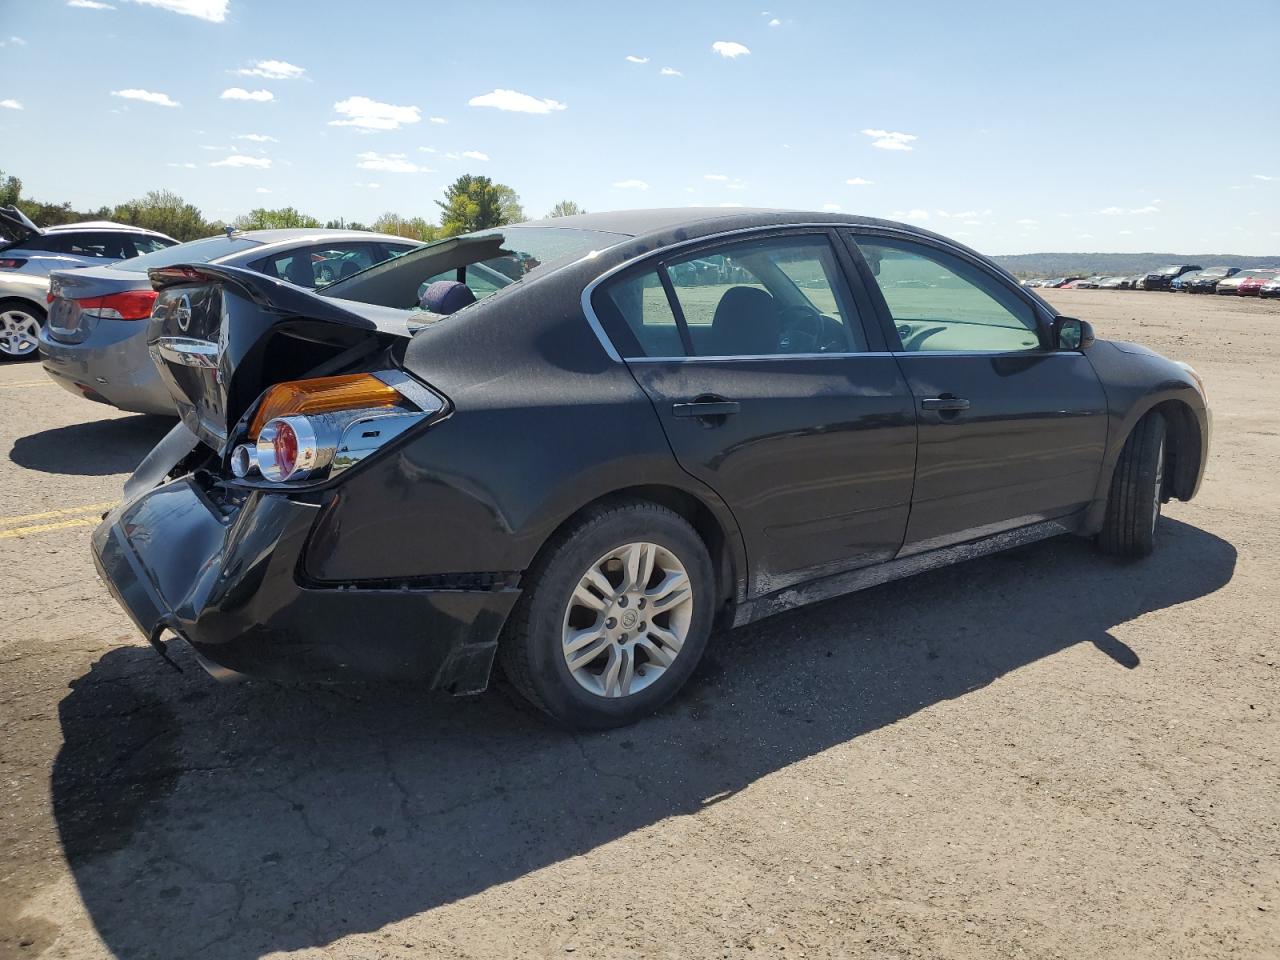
[303,273,747,588]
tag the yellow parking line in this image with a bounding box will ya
[0,501,115,528]
[0,516,100,540]
[0,380,55,389]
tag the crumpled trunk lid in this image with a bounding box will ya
[147,263,411,453]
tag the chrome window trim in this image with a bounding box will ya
[578,220,1036,364]
[623,349,1075,363]
[580,222,856,364]
[626,351,895,363]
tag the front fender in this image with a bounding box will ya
[1081,340,1210,532]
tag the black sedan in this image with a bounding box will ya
[92,209,1211,729]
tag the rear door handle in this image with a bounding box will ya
[672,399,740,418]
[920,396,970,411]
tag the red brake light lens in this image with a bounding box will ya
[77,290,159,321]
[272,421,298,478]
[0,258,27,270]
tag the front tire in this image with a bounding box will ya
[499,500,715,729]
[0,299,45,361]
[1098,411,1167,558]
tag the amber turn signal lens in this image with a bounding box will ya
[247,374,401,439]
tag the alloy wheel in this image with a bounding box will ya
[561,541,694,699]
[0,308,41,357]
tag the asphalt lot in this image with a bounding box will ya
[1,289,1277,960]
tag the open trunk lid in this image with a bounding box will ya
[147,263,413,453]
[0,205,41,249]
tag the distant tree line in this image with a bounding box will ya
[0,169,585,244]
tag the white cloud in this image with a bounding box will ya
[235,133,276,142]
[1251,174,1274,182]
[862,128,916,151]
[330,95,420,130]
[845,177,873,185]
[625,55,649,64]
[112,88,179,107]
[220,87,273,102]
[704,174,729,181]
[0,99,22,110]
[68,0,115,8]
[468,88,567,114]
[725,181,747,190]
[1096,204,1159,215]
[889,209,930,222]
[712,41,750,58]
[255,187,271,194]
[1016,218,1038,225]
[417,146,437,153]
[356,151,426,173]
[1,36,28,46]
[429,116,447,124]
[236,59,305,81]
[660,67,683,77]
[210,154,271,168]
[613,179,650,190]
[768,17,781,26]
[461,150,489,161]
[126,0,227,21]
[822,202,841,211]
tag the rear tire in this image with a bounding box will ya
[499,500,715,729]
[1097,411,1167,558]
[0,299,45,361]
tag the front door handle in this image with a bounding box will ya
[920,396,970,412]
[672,399,741,418]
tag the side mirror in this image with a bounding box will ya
[1053,316,1095,351]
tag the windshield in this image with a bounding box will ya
[112,235,262,273]
[1156,266,1181,275]
[323,225,630,312]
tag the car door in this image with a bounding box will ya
[591,229,918,595]
[843,229,1108,555]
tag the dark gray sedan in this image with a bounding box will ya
[39,229,420,414]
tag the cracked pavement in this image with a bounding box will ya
[1,289,1277,959]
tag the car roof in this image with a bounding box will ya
[517,207,924,237]
[44,220,172,237]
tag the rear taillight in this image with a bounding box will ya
[77,290,159,321]
[0,258,27,270]
[230,372,446,484]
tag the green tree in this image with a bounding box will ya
[372,212,441,242]
[546,200,585,219]
[232,206,322,230]
[111,189,211,242]
[0,170,21,208]
[435,175,524,236]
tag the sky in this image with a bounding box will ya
[1,0,1277,255]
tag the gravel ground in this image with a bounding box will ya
[1,289,1276,960]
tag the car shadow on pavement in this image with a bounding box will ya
[48,517,1234,959]
[9,415,173,476]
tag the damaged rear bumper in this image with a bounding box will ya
[91,478,519,693]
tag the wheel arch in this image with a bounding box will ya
[1148,398,1203,502]
[525,483,745,625]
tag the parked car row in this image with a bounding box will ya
[1023,263,1280,296]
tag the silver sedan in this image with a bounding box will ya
[39,229,420,414]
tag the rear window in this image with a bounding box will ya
[112,235,262,273]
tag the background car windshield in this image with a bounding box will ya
[112,235,262,273]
